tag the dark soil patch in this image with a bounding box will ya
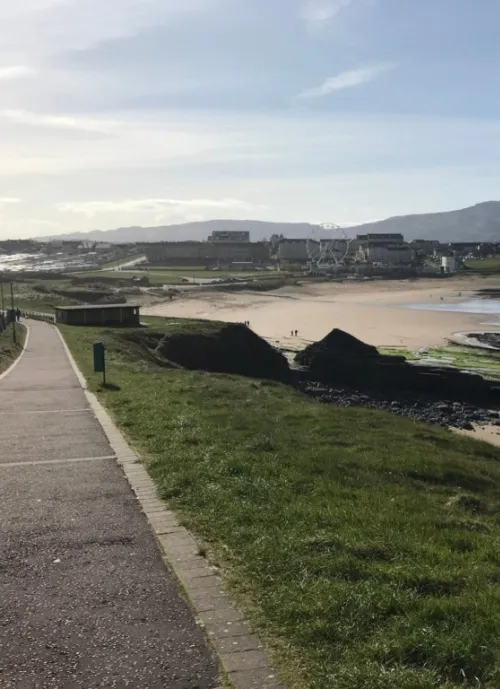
[295,328,500,407]
[155,323,290,381]
[122,323,290,381]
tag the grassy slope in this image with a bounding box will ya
[10,279,78,313]
[60,319,500,689]
[0,322,27,374]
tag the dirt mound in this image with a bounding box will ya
[295,328,498,404]
[155,323,289,381]
[296,328,379,366]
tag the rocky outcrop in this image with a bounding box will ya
[301,382,500,430]
[466,332,500,349]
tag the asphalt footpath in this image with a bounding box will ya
[0,320,218,689]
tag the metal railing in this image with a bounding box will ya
[21,310,55,324]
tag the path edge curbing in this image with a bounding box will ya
[54,325,287,689]
[0,322,30,382]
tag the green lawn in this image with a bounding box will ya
[0,322,26,374]
[60,319,500,689]
[71,267,270,284]
[465,256,500,273]
[135,265,261,276]
[65,269,180,284]
[98,253,143,269]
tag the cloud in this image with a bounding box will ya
[0,1,216,60]
[297,63,395,98]
[56,198,261,217]
[299,0,352,27]
[0,197,22,205]
[0,66,35,80]
[0,109,122,135]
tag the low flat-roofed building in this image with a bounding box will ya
[55,304,140,327]
[358,243,412,265]
[278,238,309,262]
[357,233,404,244]
[145,240,268,264]
[208,230,250,243]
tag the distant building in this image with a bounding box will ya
[145,241,268,265]
[356,233,404,245]
[318,238,350,262]
[447,242,489,257]
[354,232,412,265]
[269,234,285,253]
[277,239,309,262]
[441,256,457,273]
[410,239,440,251]
[208,230,250,243]
[54,304,140,327]
[358,243,412,265]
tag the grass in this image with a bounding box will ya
[465,256,500,273]
[72,267,268,285]
[15,297,69,314]
[0,322,26,374]
[60,318,500,689]
[380,344,500,380]
[99,253,143,269]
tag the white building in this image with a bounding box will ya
[441,256,457,273]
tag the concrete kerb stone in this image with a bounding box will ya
[220,650,269,674]
[212,635,263,655]
[227,668,286,689]
[55,325,287,689]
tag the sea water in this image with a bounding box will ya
[0,252,97,272]
[407,299,500,317]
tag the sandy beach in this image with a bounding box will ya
[145,276,500,351]
[145,275,500,446]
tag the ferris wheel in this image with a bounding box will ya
[307,222,353,270]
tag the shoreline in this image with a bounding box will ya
[145,276,500,351]
[145,275,500,448]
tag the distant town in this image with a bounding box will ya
[0,228,497,277]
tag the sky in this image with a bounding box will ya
[0,0,499,238]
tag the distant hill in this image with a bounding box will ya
[348,201,500,242]
[48,202,500,244]
[51,219,330,243]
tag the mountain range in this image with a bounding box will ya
[51,201,500,244]
[51,219,327,244]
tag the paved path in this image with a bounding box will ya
[0,320,218,689]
